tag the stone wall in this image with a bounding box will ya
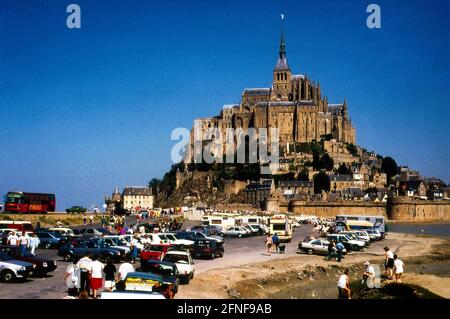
[388,197,450,221]
[223,180,248,195]
[289,201,387,218]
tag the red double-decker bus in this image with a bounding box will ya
[3,191,56,213]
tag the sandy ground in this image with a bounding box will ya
[176,232,450,299]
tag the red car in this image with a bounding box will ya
[140,244,171,262]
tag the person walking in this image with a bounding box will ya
[83,213,87,225]
[336,241,345,262]
[118,261,134,282]
[29,234,40,256]
[65,260,79,297]
[272,233,280,253]
[89,214,94,225]
[77,252,92,293]
[393,254,404,283]
[89,256,104,299]
[18,231,29,256]
[384,246,394,280]
[103,259,117,292]
[265,234,273,254]
[337,268,351,299]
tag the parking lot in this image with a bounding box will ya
[0,222,318,299]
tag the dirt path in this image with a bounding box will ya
[176,233,449,299]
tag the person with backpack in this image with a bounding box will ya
[272,233,280,253]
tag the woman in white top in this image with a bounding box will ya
[393,254,405,283]
[384,246,394,279]
[65,260,80,297]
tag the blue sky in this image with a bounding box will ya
[0,0,449,210]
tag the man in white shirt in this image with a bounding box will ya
[89,256,104,299]
[337,268,351,299]
[7,232,19,246]
[18,231,29,256]
[363,261,376,288]
[393,254,405,283]
[76,252,93,293]
[118,262,134,281]
[29,234,40,256]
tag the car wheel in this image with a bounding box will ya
[64,253,73,262]
[45,243,51,249]
[210,253,215,260]
[307,249,314,255]
[1,270,16,283]
[190,272,194,280]
[184,276,190,285]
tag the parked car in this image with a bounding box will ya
[326,234,366,251]
[0,245,57,277]
[140,244,172,262]
[35,232,63,249]
[205,225,224,237]
[190,239,224,260]
[66,206,87,214]
[138,260,180,295]
[247,224,268,235]
[90,237,131,255]
[298,239,347,255]
[0,251,34,283]
[224,226,248,238]
[366,229,383,241]
[162,250,195,284]
[340,231,371,244]
[158,233,195,246]
[48,227,75,237]
[122,272,174,299]
[242,225,259,236]
[57,238,124,262]
[190,225,223,237]
[77,228,104,237]
[173,231,224,243]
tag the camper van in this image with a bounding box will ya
[268,214,293,242]
[201,215,236,230]
[235,215,266,226]
[335,215,386,235]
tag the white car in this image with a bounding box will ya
[327,234,366,251]
[224,226,248,238]
[298,239,347,255]
[0,252,34,283]
[162,250,195,284]
[159,233,195,246]
[340,231,371,243]
[366,229,383,241]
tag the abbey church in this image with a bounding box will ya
[184,29,356,163]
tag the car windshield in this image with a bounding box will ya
[344,235,353,241]
[163,254,189,264]
[144,263,176,276]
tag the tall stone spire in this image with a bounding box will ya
[274,14,290,71]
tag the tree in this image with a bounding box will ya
[346,143,358,157]
[337,163,350,175]
[320,154,334,171]
[313,171,331,194]
[381,157,398,182]
[148,178,161,192]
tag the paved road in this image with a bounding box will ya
[0,222,314,299]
